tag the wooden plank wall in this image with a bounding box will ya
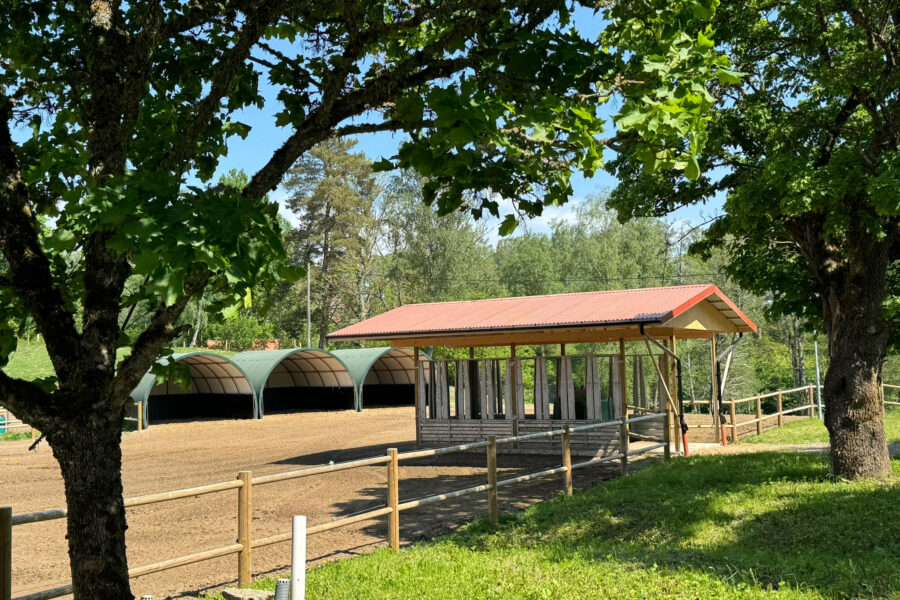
[417,354,661,452]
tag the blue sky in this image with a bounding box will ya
[206,6,725,241]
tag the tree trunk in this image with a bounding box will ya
[824,308,892,479]
[48,415,132,600]
[820,236,893,479]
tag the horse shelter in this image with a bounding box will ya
[231,346,427,415]
[327,284,757,454]
[128,352,257,429]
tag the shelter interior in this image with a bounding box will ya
[134,354,256,425]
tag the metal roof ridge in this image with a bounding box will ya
[393,283,714,308]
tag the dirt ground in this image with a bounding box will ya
[2,407,637,600]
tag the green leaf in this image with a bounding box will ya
[716,68,744,85]
[499,215,519,236]
[684,156,701,180]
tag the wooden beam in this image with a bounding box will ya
[618,339,628,476]
[414,346,421,447]
[384,326,714,349]
[710,335,719,442]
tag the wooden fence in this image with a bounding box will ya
[685,383,900,443]
[1,413,667,600]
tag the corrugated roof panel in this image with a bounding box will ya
[328,284,756,339]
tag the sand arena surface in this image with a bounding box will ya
[3,407,629,600]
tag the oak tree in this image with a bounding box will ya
[0,1,724,597]
[607,0,900,478]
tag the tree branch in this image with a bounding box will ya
[0,99,82,384]
[107,267,210,406]
[243,1,501,199]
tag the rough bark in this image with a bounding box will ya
[48,410,131,600]
[822,278,893,479]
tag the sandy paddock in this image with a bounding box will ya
[2,407,630,600]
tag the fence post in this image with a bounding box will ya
[729,401,736,444]
[755,395,762,436]
[387,448,399,551]
[1,507,11,600]
[808,385,815,417]
[777,393,783,427]
[562,426,573,496]
[487,436,498,525]
[237,471,252,587]
[136,402,144,431]
[663,411,671,459]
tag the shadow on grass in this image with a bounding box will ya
[435,452,900,598]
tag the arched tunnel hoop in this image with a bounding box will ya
[129,352,257,429]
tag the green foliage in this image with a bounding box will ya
[205,313,275,351]
[606,0,900,332]
[226,453,900,599]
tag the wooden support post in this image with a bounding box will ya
[510,345,519,444]
[661,410,672,458]
[1,506,11,600]
[487,436,498,525]
[880,383,886,415]
[729,400,737,443]
[755,395,762,435]
[414,347,421,447]
[562,426,573,495]
[670,337,681,454]
[387,448,400,551]
[618,339,629,475]
[136,401,144,431]
[808,385,816,417]
[777,393,783,427]
[237,471,252,587]
[710,336,719,442]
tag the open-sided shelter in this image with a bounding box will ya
[327,284,756,453]
[232,348,355,414]
[128,352,256,429]
[231,346,428,415]
[329,347,430,410]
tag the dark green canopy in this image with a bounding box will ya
[128,352,257,429]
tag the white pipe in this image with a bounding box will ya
[291,515,306,600]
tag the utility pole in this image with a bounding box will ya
[306,262,311,348]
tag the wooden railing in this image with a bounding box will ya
[686,382,900,444]
[1,413,667,600]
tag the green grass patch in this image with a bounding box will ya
[0,430,32,442]
[2,341,235,382]
[218,453,900,600]
[742,409,900,445]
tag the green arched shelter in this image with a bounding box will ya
[231,348,355,415]
[128,352,257,429]
[231,346,429,414]
[329,347,430,410]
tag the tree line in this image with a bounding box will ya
[168,139,835,406]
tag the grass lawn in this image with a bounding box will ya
[231,453,899,600]
[2,341,235,382]
[742,408,900,445]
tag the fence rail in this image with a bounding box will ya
[3,413,667,600]
[684,382,900,443]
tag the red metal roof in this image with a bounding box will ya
[328,284,757,341]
